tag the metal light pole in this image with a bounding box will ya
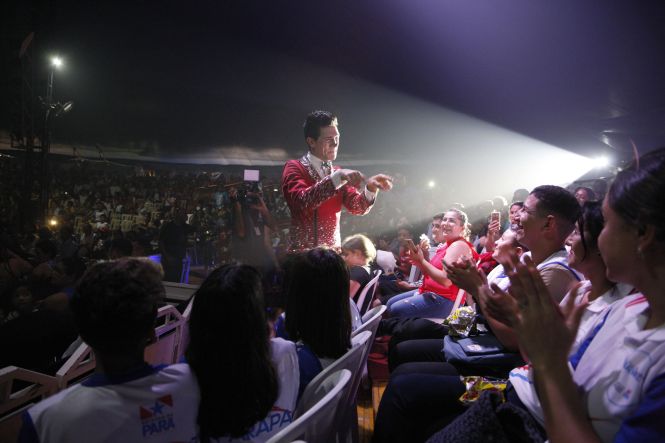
[40,56,70,223]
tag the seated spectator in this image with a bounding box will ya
[387,228,527,371]
[386,209,478,319]
[0,239,33,297]
[39,257,87,312]
[19,258,199,442]
[376,150,665,443]
[375,249,417,304]
[31,239,58,283]
[283,247,352,398]
[58,225,79,259]
[0,284,36,325]
[109,238,134,259]
[342,233,377,313]
[389,224,414,278]
[186,264,299,442]
[574,185,596,205]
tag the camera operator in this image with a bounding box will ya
[228,184,279,275]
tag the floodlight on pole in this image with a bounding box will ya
[51,56,63,68]
[40,53,73,223]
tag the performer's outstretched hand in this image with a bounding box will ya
[366,174,393,192]
[338,169,366,188]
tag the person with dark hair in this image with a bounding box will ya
[109,237,133,259]
[514,185,582,302]
[374,198,632,443]
[574,185,597,205]
[31,239,58,283]
[385,229,528,372]
[508,201,524,230]
[159,207,194,282]
[283,247,352,397]
[437,147,665,442]
[39,257,87,311]
[281,110,393,251]
[31,239,62,298]
[0,239,32,298]
[186,264,299,442]
[58,225,79,259]
[20,258,199,442]
[391,223,415,277]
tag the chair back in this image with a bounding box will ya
[407,264,421,283]
[450,287,467,313]
[176,296,196,362]
[353,305,387,344]
[266,369,352,443]
[0,366,57,442]
[144,305,184,366]
[426,288,469,324]
[55,341,96,390]
[354,270,382,315]
[297,331,372,443]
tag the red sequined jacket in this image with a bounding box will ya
[281,155,374,251]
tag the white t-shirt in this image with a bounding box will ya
[25,340,300,443]
[510,293,665,441]
[25,363,200,442]
[215,337,300,443]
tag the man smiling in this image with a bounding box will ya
[281,110,393,250]
[514,185,583,302]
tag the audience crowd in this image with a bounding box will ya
[1,147,663,443]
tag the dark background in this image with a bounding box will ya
[2,0,665,165]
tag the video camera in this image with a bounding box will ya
[237,169,262,206]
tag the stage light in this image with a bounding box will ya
[591,156,609,168]
[51,56,63,68]
[427,180,436,189]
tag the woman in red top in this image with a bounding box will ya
[385,209,477,319]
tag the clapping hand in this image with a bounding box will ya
[443,258,484,295]
[404,238,425,265]
[497,255,587,368]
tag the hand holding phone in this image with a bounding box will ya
[404,238,419,254]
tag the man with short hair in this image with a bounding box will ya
[20,258,199,442]
[514,184,582,302]
[281,110,393,250]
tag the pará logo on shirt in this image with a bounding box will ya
[139,395,176,437]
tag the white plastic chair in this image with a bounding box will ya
[407,264,421,283]
[352,304,387,406]
[426,287,469,324]
[354,305,387,341]
[297,331,372,443]
[0,366,57,442]
[266,369,352,443]
[176,296,195,362]
[354,270,382,315]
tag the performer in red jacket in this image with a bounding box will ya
[282,110,393,251]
